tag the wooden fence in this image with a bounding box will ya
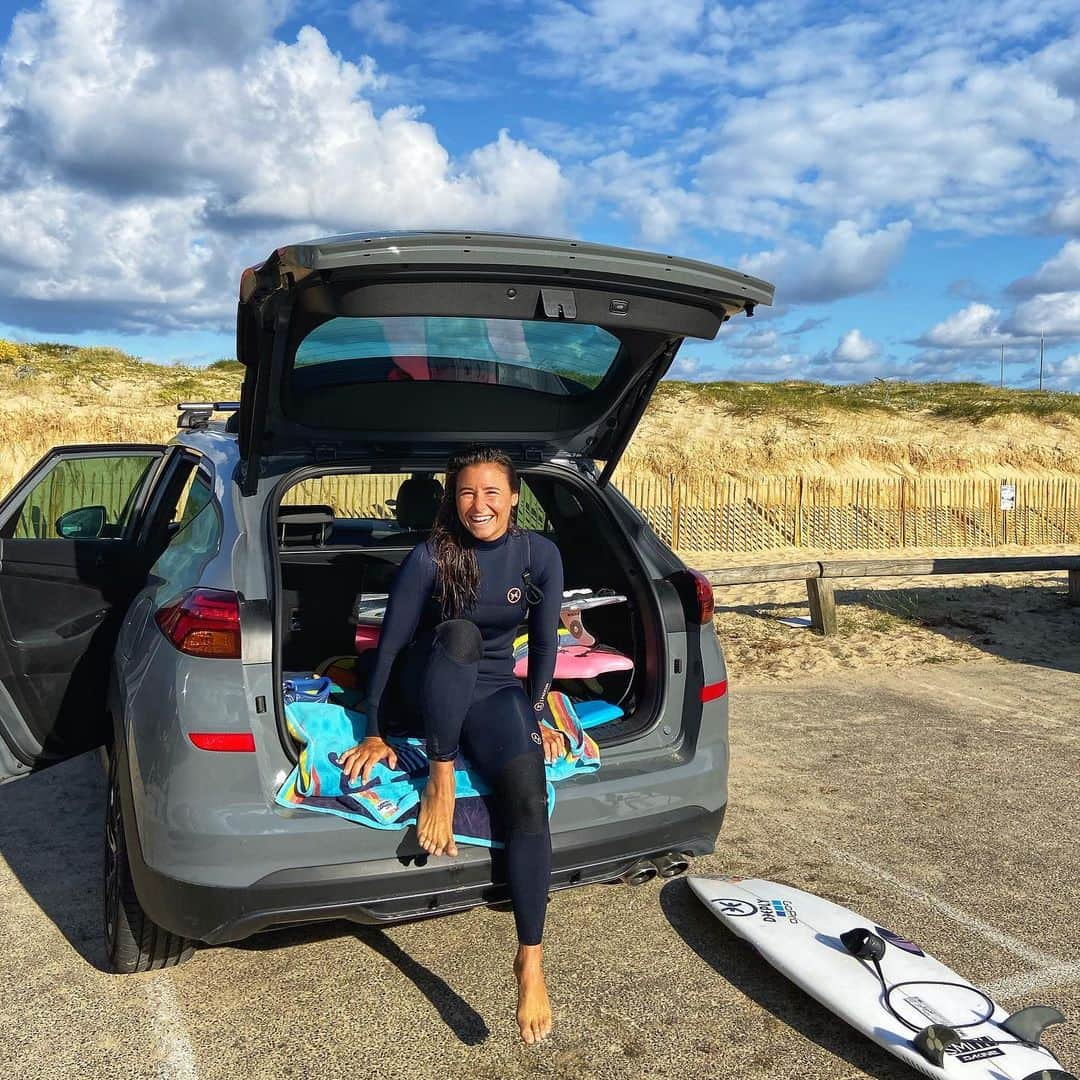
[617,475,1080,552]
[285,473,1080,553]
[284,473,550,531]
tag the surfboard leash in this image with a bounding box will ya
[839,927,1070,1071]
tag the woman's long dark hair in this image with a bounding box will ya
[429,445,520,617]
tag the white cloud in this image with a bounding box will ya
[740,220,911,303]
[0,0,567,332]
[348,0,410,45]
[525,0,711,91]
[832,329,880,364]
[724,328,780,354]
[1009,292,1080,338]
[1042,353,1080,391]
[348,2,502,61]
[523,3,1080,246]
[803,327,889,382]
[576,150,704,244]
[667,352,710,380]
[1047,190,1080,232]
[1008,240,1080,296]
[726,353,810,381]
[916,303,1005,349]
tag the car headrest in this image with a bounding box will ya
[278,504,334,546]
[395,474,443,529]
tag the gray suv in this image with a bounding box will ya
[0,232,773,972]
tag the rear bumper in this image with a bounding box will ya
[128,804,724,945]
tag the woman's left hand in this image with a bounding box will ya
[540,725,567,765]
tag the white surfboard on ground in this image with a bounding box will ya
[688,876,1075,1080]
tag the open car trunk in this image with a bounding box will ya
[270,466,667,752]
[236,231,773,493]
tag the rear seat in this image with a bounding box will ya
[372,473,443,546]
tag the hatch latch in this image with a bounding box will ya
[540,288,577,319]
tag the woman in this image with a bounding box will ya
[339,446,565,1044]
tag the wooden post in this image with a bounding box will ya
[806,577,838,636]
[669,473,681,551]
[1069,569,1080,607]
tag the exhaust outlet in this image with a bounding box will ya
[652,852,690,878]
[619,859,658,886]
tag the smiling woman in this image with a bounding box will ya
[332,444,564,1044]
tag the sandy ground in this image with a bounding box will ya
[675,543,1080,683]
[2,659,1077,1080]
[0,543,1077,1079]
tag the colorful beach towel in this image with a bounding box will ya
[275,691,600,848]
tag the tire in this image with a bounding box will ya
[104,746,195,972]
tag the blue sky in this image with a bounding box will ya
[0,0,1078,388]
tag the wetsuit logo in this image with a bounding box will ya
[531,731,542,744]
[507,587,522,604]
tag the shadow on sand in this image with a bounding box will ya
[0,751,488,1043]
[0,751,109,970]
[234,919,490,1045]
[716,577,1080,674]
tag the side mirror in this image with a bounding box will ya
[56,505,107,539]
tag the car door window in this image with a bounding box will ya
[171,465,213,530]
[150,471,222,596]
[2,453,159,540]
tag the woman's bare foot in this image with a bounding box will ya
[514,944,553,1044]
[417,759,458,856]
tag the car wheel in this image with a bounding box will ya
[104,746,195,972]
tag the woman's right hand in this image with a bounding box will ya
[338,736,398,784]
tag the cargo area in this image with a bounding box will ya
[271,467,668,750]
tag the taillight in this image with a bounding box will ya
[188,732,255,752]
[686,568,715,624]
[700,680,728,703]
[155,588,242,659]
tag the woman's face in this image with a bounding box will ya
[455,462,518,542]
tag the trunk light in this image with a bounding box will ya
[188,732,256,752]
[686,568,715,624]
[700,680,728,703]
[156,588,242,659]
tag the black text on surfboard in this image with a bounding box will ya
[758,898,798,925]
[946,1037,1004,1064]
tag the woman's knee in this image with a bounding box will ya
[433,619,483,664]
[495,752,549,837]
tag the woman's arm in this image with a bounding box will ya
[364,542,435,736]
[525,535,565,726]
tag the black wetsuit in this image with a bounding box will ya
[364,528,564,945]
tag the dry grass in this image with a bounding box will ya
[617,382,1080,484]
[0,340,241,495]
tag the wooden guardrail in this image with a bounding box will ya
[704,556,1080,636]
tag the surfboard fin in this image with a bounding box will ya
[1017,1070,1078,1080]
[913,1024,963,1067]
[1002,1005,1067,1045]
[840,927,886,962]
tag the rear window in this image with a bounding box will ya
[292,316,619,396]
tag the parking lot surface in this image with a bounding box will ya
[2,655,1077,1079]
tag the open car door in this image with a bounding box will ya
[0,444,164,784]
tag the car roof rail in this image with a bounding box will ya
[177,401,241,429]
